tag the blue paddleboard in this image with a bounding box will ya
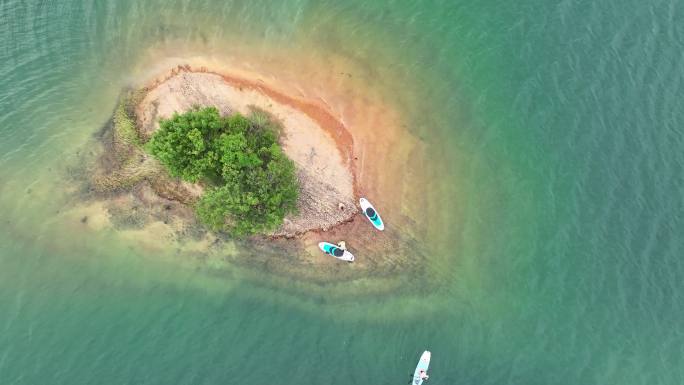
[318,242,354,262]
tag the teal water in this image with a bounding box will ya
[1,1,683,384]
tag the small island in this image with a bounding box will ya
[89,66,358,238]
[67,63,426,290]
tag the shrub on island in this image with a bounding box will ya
[147,107,299,235]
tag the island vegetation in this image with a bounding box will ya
[146,106,299,235]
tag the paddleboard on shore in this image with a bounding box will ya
[359,198,384,230]
[318,242,355,262]
[412,351,431,385]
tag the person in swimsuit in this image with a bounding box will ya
[419,370,429,381]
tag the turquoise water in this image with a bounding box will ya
[1,1,683,384]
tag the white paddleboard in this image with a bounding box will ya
[412,350,431,385]
[318,242,354,262]
[359,198,384,230]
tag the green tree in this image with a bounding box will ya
[147,107,299,235]
[146,107,222,183]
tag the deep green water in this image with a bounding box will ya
[1,1,683,384]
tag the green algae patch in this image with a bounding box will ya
[88,91,203,205]
[112,97,142,149]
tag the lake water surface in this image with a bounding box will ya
[1,1,683,384]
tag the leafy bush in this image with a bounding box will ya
[147,107,298,235]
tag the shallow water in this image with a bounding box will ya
[1,1,683,384]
